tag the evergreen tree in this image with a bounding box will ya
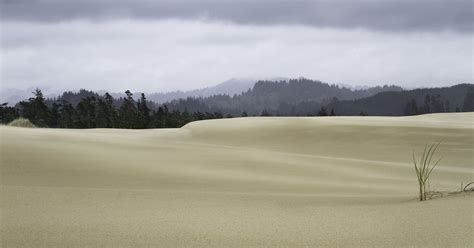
[404,99,419,115]
[260,110,271,116]
[118,90,137,128]
[462,87,474,111]
[423,94,431,113]
[104,93,117,127]
[318,107,327,116]
[433,95,444,112]
[444,100,451,112]
[153,106,166,128]
[329,108,336,116]
[58,101,75,128]
[0,103,19,124]
[95,98,109,128]
[76,96,96,128]
[50,102,61,128]
[19,89,51,127]
[137,93,151,128]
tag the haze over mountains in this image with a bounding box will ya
[1,78,262,105]
[1,77,365,105]
[135,78,260,103]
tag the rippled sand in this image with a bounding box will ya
[1,113,473,247]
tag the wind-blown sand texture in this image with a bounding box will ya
[1,113,473,247]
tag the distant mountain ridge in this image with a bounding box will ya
[144,78,257,103]
[1,78,258,106]
[162,79,472,116]
[165,78,404,115]
[325,83,473,116]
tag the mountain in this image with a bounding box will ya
[325,84,473,116]
[2,78,258,106]
[144,78,257,103]
[165,78,403,115]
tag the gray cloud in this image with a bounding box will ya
[1,20,472,94]
[1,0,472,32]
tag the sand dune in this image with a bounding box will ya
[1,113,473,247]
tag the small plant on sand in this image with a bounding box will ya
[412,141,442,201]
[461,182,474,192]
[7,118,36,128]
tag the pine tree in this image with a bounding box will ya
[0,103,19,124]
[76,96,96,128]
[50,102,60,128]
[404,99,419,115]
[137,93,151,128]
[19,89,51,127]
[462,87,474,112]
[423,94,431,113]
[104,93,117,128]
[445,100,451,112]
[261,110,270,116]
[95,98,109,128]
[58,101,75,128]
[318,107,327,116]
[118,90,137,128]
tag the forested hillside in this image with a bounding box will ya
[165,78,402,115]
[325,84,473,116]
[1,79,472,129]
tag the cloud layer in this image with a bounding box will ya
[2,0,472,33]
[2,19,472,93]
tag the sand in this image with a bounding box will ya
[1,113,473,247]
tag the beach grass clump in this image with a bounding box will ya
[8,118,36,128]
[412,141,442,201]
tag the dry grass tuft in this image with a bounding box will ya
[8,118,36,128]
[412,141,442,201]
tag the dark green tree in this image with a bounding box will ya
[444,100,451,112]
[260,110,271,116]
[137,93,151,128]
[404,99,419,115]
[58,101,75,128]
[19,89,51,127]
[423,94,431,113]
[318,107,327,116]
[118,90,137,128]
[462,87,474,111]
[0,103,19,124]
[95,98,110,128]
[104,93,117,128]
[50,102,61,128]
[76,96,96,128]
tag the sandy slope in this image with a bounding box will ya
[1,113,473,247]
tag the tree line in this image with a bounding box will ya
[1,83,472,127]
[0,89,228,128]
[404,90,473,115]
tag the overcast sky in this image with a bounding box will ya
[1,0,472,93]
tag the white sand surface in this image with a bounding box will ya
[1,113,473,247]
